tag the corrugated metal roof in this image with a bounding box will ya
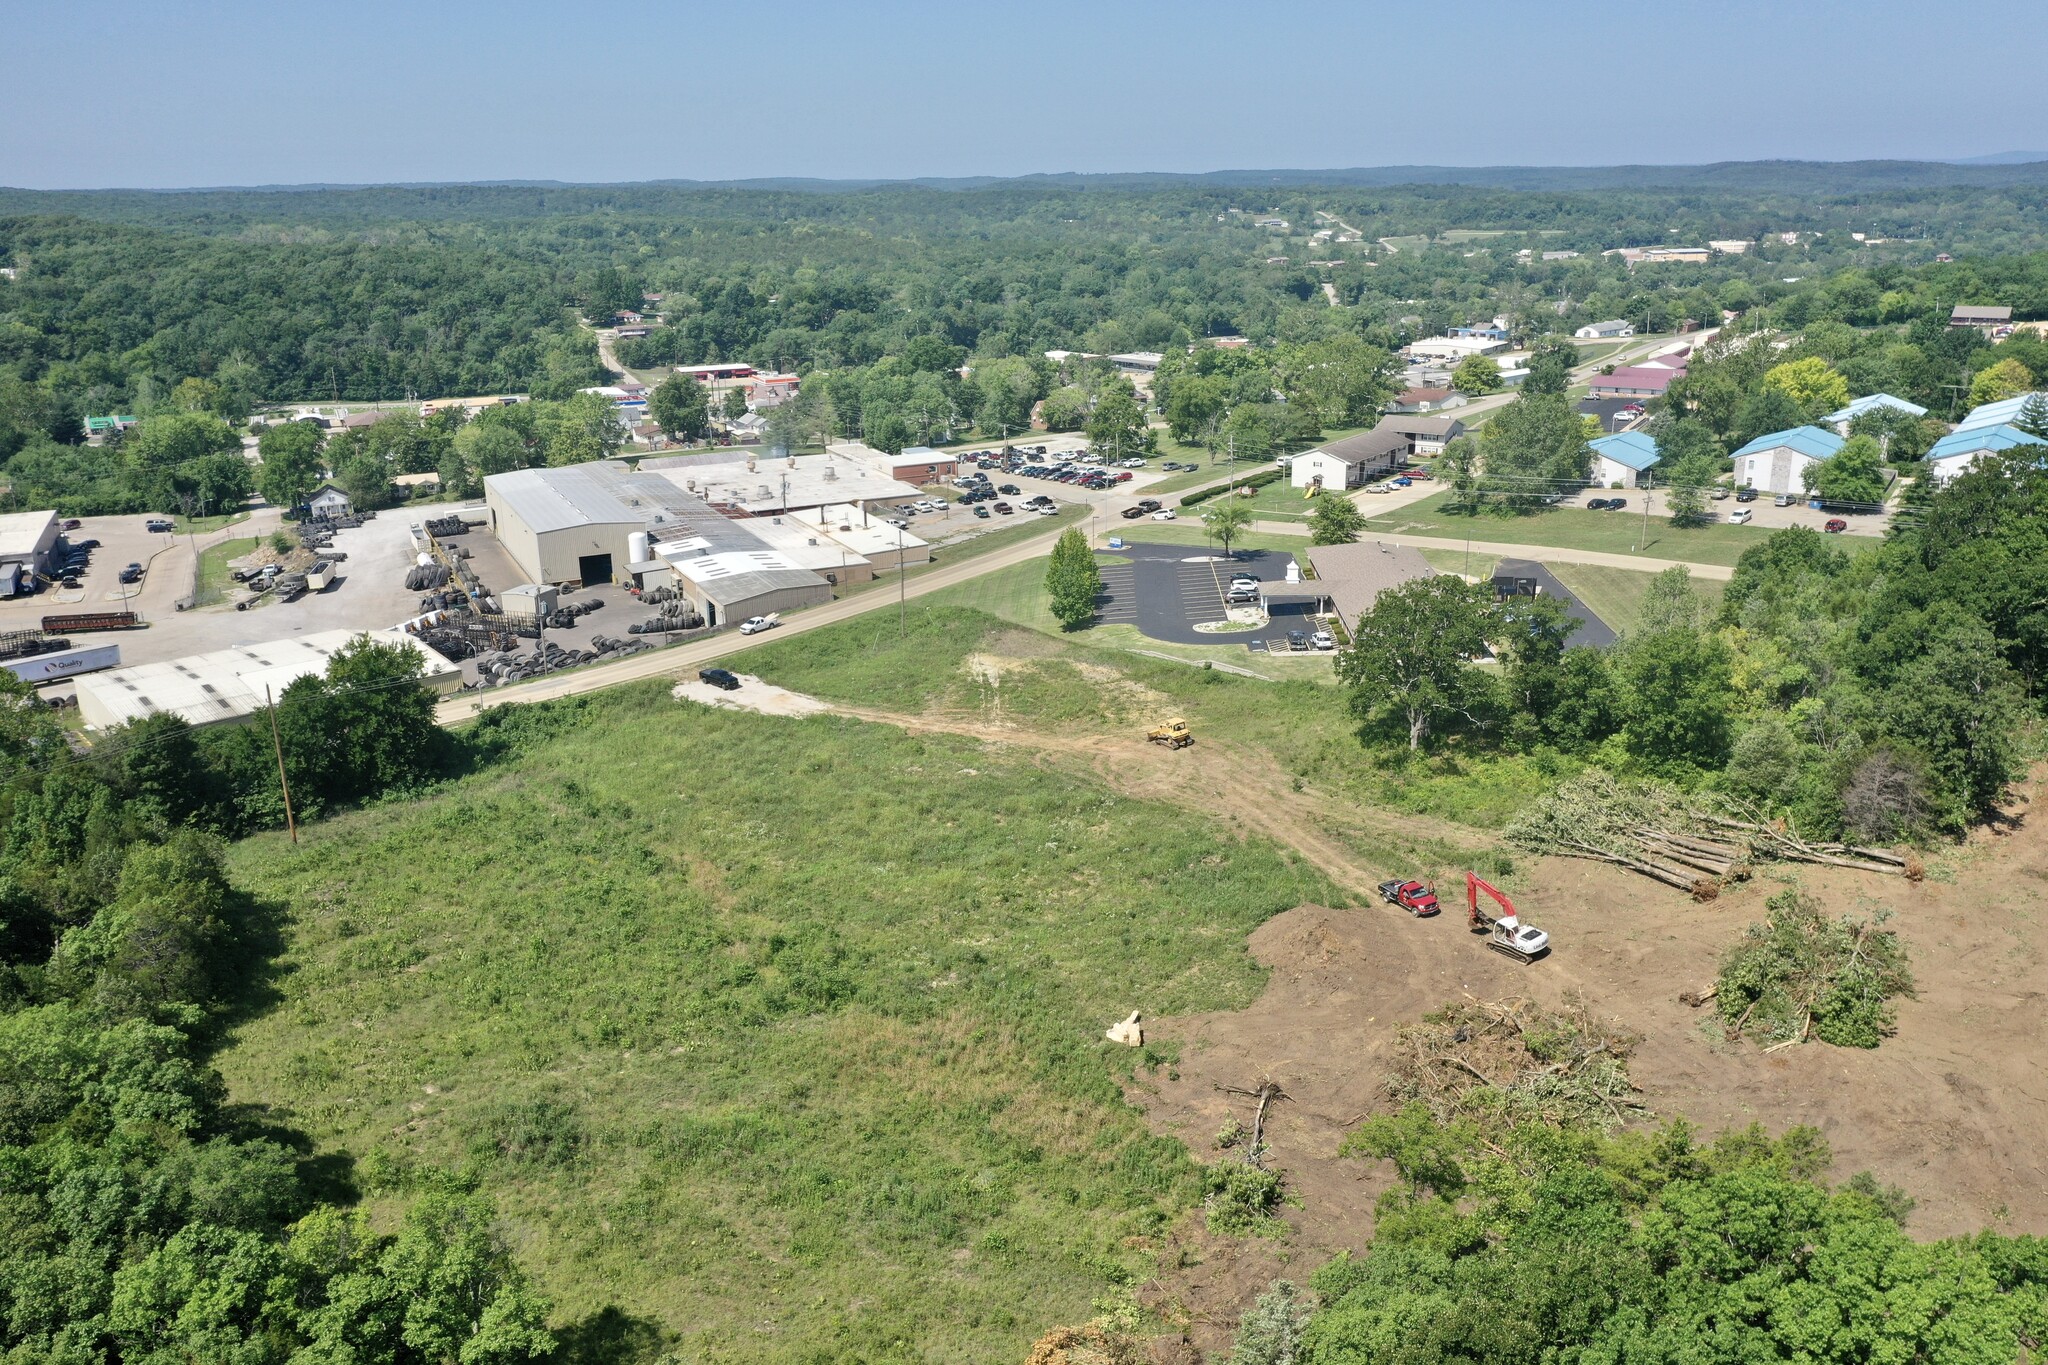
[1928,424,2048,460]
[1824,393,1928,423]
[1590,432,1662,471]
[667,548,825,604]
[1954,392,2046,434]
[1731,426,1845,461]
[76,629,458,729]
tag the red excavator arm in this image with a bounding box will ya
[1466,873,1519,933]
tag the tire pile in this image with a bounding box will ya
[628,604,705,635]
[640,585,682,605]
[417,589,466,612]
[404,563,452,591]
[467,636,654,687]
[423,515,469,538]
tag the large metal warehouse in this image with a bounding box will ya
[0,510,60,596]
[75,629,461,730]
[483,461,835,622]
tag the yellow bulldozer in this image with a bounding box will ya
[1146,718,1193,749]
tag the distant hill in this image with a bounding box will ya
[13,159,2048,204]
[1947,151,2048,166]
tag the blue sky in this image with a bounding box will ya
[3,0,2043,188]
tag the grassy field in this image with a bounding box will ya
[193,535,261,606]
[1361,490,1776,567]
[222,672,1341,1363]
[834,504,1087,603]
[171,510,255,535]
[1548,561,1726,636]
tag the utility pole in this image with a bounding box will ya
[897,521,907,635]
[266,684,298,845]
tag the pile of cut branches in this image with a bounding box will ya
[1505,769,1916,898]
[1383,994,1647,1132]
[1710,888,1915,1049]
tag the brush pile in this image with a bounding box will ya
[1505,769,1916,898]
[1384,994,1647,1132]
[1710,889,1915,1049]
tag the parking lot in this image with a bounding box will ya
[1092,544,1331,649]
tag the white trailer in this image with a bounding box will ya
[3,643,122,684]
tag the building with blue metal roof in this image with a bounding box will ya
[1588,432,1661,488]
[1823,393,1927,434]
[1953,391,2045,434]
[1731,426,1845,496]
[1925,423,2048,485]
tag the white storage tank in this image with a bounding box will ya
[628,531,652,564]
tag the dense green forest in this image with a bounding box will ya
[10,174,2048,516]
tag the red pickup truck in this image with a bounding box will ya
[1377,879,1441,917]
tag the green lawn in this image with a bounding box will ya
[222,675,1339,1363]
[172,509,254,535]
[833,504,1087,601]
[194,536,261,606]
[1548,562,1726,637]
[1362,490,1778,567]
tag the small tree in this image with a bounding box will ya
[1202,497,1254,559]
[722,387,750,421]
[1337,576,1496,750]
[1451,355,1501,395]
[1967,356,2034,408]
[1044,528,1102,630]
[1308,495,1368,545]
[1803,433,1886,506]
[1762,356,1850,417]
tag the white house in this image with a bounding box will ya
[1730,426,1844,497]
[1588,432,1661,489]
[1924,424,2048,485]
[1575,320,1635,339]
[307,484,351,518]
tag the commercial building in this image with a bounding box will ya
[1407,335,1508,362]
[75,629,461,731]
[308,485,352,517]
[675,362,758,384]
[1305,542,1435,624]
[1109,352,1164,375]
[645,448,923,516]
[1575,320,1635,339]
[0,510,60,594]
[880,446,958,484]
[1732,426,1844,496]
[1589,432,1662,489]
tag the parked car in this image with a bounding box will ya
[1729,508,1754,524]
[144,518,173,533]
[118,563,143,583]
[1392,476,1413,487]
[1606,497,1626,510]
[1774,493,1796,507]
[998,484,1020,495]
[1710,487,1730,500]
[1311,630,1336,651]
[698,668,741,691]
[1287,630,1310,651]
[973,506,991,518]
[1136,499,1162,512]
[1735,487,1758,502]
[1120,506,1145,519]
[61,518,81,530]
[1151,509,1177,520]
[1824,517,1849,533]
[1585,497,1611,510]
[992,502,1013,514]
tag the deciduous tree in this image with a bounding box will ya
[1044,527,1102,630]
[1337,576,1496,750]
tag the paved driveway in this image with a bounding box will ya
[1494,558,1618,649]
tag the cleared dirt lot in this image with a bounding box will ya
[1127,789,2048,1354]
